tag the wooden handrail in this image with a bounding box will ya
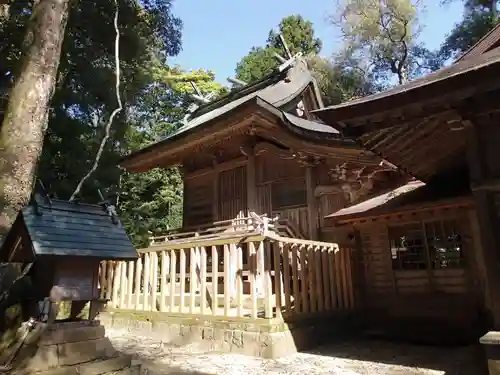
[149,213,270,244]
[101,228,356,322]
[139,232,266,253]
[265,231,338,249]
[140,229,337,254]
[273,218,306,239]
[149,212,311,247]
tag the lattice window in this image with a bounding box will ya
[425,220,463,269]
[389,220,464,271]
[389,224,427,270]
[271,178,306,210]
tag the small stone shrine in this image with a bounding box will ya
[0,193,138,374]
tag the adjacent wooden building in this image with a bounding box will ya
[314,24,500,343]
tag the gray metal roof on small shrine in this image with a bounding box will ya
[20,195,138,260]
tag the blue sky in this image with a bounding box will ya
[170,0,464,84]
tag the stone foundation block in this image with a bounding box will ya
[481,331,500,375]
[102,311,356,359]
[58,337,117,366]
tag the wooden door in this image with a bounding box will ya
[218,166,247,221]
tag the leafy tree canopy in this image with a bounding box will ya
[439,0,499,60]
[235,15,322,84]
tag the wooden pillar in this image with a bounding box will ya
[212,160,219,221]
[246,146,256,215]
[466,121,500,328]
[305,165,317,240]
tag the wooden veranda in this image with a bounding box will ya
[100,214,356,321]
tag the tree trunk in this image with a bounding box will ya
[0,0,71,237]
[0,0,9,25]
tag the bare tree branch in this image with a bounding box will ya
[69,0,122,201]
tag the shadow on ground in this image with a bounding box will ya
[304,338,488,375]
[108,327,490,375]
[137,361,214,375]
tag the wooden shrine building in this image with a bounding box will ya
[94,54,411,358]
[0,194,138,373]
[120,56,404,240]
[314,24,500,353]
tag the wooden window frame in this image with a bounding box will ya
[388,218,465,272]
[270,177,307,210]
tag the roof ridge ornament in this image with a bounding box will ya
[182,34,306,126]
[227,77,247,87]
[97,189,119,225]
[37,179,52,210]
[273,34,303,72]
[183,81,220,124]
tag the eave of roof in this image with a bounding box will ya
[120,93,360,172]
[121,68,315,165]
[326,180,425,220]
[312,46,500,127]
[456,23,500,63]
[325,180,473,225]
[8,196,139,261]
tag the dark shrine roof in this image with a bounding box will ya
[171,58,322,139]
[312,46,500,126]
[326,180,472,225]
[456,23,500,62]
[1,195,138,261]
[120,57,351,170]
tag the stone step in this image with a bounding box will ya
[14,336,118,372]
[38,325,106,346]
[10,355,133,375]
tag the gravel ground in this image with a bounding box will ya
[106,328,487,375]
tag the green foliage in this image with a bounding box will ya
[267,15,322,56]
[155,67,228,96]
[235,46,280,84]
[235,15,323,84]
[331,0,433,84]
[0,0,227,247]
[117,66,225,247]
[26,0,183,202]
[119,168,183,248]
[308,55,379,106]
[234,14,376,104]
[439,0,499,60]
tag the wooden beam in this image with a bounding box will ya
[212,158,219,221]
[305,166,317,240]
[185,157,247,180]
[471,178,500,192]
[123,114,257,172]
[329,200,473,226]
[8,237,22,262]
[246,145,256,214]
[465,120,500,328]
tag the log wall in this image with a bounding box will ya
[182,144,352,240]
[352,208,482,323]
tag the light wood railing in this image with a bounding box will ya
[100,220,356,320]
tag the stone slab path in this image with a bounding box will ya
[106,328,487,375]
